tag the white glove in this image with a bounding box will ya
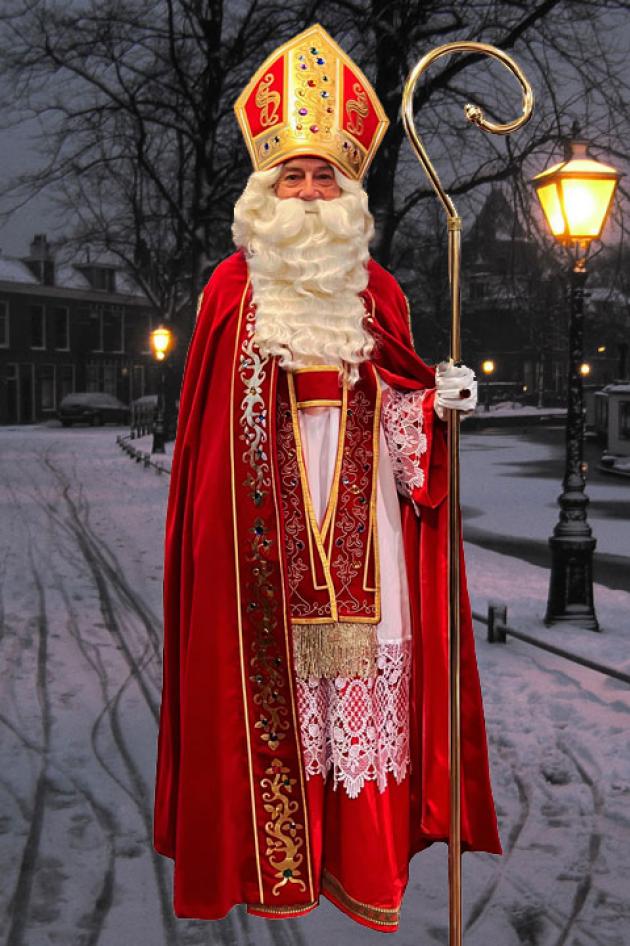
[434,362,477,420]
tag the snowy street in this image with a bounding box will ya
[0,423,629,946]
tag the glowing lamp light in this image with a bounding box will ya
[482,359,495,375]
[532,141,621,243]
[579,362,591,377]
[150,325,174,362]
[597,345,606,353]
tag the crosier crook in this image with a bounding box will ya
[401,42,534,946]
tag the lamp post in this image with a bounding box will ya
[532,133,621,629]
[481,359,495,411]
[149,324,175,455]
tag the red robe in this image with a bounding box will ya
[153,250,502,925]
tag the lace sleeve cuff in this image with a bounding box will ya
[381,382,431,510]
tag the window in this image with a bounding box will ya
[30,304,45,348]
[52,306,69,350]
[89,308,103,351]
[104,306,124,352]
[132,364,146,398]
[86,363,100,392]
[39,364,56,410]
[60,365,74,399]
[0,301,8,347]
[619,402,630,440]
[91,267,116,293]
[103,364,117,396]
[86,362,118,396]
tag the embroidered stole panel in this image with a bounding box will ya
[275,363,382,679]
[230,289,315,907]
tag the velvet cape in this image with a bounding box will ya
[153,250,502,919]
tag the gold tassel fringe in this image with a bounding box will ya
[291,621,378,679]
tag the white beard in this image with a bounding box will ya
[232,167,376,387]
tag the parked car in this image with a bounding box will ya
[131,394,158,409]
[58,392,130,427]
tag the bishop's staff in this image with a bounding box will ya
[401,44,534,946]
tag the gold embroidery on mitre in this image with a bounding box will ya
[234,24,389,181]
[346,83,369,136]
[261,758,308,896]
[256,73,281,127]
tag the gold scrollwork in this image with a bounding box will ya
[256,73,281,127]
[248,520,290,751]
[261,758,307,896]
[346,83,369,136]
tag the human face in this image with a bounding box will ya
[274,158,342,200]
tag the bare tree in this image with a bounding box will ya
[0,0,319,338]
[315,0,630,267]
[1,0,628,353]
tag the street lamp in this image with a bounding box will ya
[149,324,175,455]
[532,132,621,630]
[481,359,495,412]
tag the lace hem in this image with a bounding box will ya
[295,639,411,799]
[380,385,428,502]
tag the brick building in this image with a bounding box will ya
[0,235,160,424]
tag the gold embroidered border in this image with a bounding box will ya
[322,869,401,928]
[320,380,348,543]
[229,278,264,903]
[268,359,315,902]
[287,370,344,609]
[261,758,308,896]
[363,362,381,604]
[248,900,319,916]
[297,399,342,408]
[294,364,341,374]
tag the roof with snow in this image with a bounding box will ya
[0,258,39,284]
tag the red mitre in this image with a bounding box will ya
[234,24,389,180]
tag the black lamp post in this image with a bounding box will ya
[532,133,621,629]
[149,324,174,455]
[481,359,495,412]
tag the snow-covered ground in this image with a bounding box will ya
[461,429,629,560]
[0,423,628,946]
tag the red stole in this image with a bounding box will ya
[275,363,381,678]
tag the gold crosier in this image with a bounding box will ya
[401,43,534,946]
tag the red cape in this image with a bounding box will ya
[153,250,502,918]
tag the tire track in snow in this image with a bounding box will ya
[551,740,604,946]
[462,624,619,946]
[38,471,180,944]
[1,443,171,945]
[464,738,531,934]
[0,459,122,946]
[42,449,162,657]
[5,540,51,946]
[40,444,247,946]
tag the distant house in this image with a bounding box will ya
[461,190,628,402]
[0,234,159,424]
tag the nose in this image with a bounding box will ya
[298,174,322,201]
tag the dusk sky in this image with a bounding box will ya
[0,108,61,256]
